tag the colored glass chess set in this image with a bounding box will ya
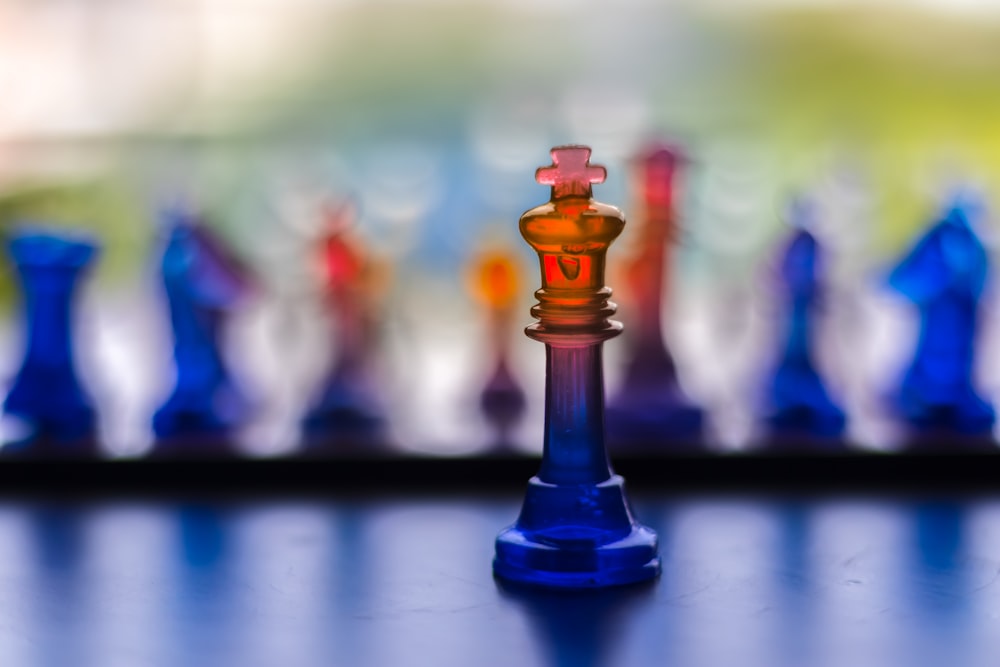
[0,141,998,466]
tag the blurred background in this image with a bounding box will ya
[3,0,1000,458]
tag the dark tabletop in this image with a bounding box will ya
[0,489,998,667]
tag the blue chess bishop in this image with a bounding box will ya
[764,200,846,444]
[888,196,995,437]
[3,230,99,454]
[152,209,252,453]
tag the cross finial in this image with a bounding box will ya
[535,145,606,199]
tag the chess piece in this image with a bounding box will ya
[762,198,846,447]
[301,201,387,451]
[607,143,703,451]
[151,209,253,455]
[888,197,995,445]
[467,245,526,449]
[2,230,99,456]
[493,145,660,589]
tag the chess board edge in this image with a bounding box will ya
[0,452,995,496]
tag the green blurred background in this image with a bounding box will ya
[4,0,1000,285]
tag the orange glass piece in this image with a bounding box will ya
[467,245,527,443]
[469,248,521,311]
[519,145,625,344]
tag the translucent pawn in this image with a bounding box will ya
[3,230,99,455]
[888,196,995,442]
[151,209,252,455]
[493,145,660,589]
[762,198,846,446]
[467,245,526,449]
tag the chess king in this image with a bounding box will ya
[493,145,660,588]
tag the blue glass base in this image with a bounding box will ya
[766,404,846,440]
[898,394,995,436]
[606,401,704,451]
[152,401,237,445]
[494,475,661,589]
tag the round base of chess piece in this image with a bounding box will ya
[607,348,705,451]
[898,396,997,452]
[149,434,240,459]
[303,406,384,434]
[480,366,526,425]
[760,360,847,450]
[762,404,847,451]
[151,397,245,457]
[301,410,387,455]
[901,398,995,433]
[606,397,704,452]
[301,378,387,453]
[480,366,527,451]
[0,404,97,457]
[151,403,241,456]
[493,475,660,589]
[901,430,997,453]
[0,427,101,459]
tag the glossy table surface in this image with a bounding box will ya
[1,492,999,667]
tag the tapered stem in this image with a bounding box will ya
[538,344,613,485]
[22,269,76,369]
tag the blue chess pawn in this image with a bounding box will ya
[763,202,846,444]
[888,197,995,439]
[3,230,99,455]
[151,211,251,455]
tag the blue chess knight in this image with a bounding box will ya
[763,202,846,445]
[888,197,995,440]
[151,210,252,455]
[3,230,99,455]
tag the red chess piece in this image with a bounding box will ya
[606,142,704,451]
[302,200,387,450]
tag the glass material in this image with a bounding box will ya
[2,230,98,455]
[468,246,526,447]
[151,210,251,454]
[493,145,660,588]
[606,143,703,450]
[302,202,386,448]
[764,219,846,442]
[888,199,995,436]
